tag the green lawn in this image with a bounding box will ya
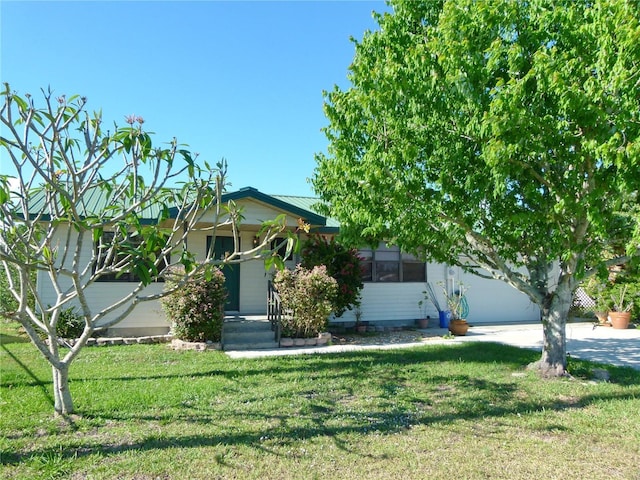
[1,321,639,479]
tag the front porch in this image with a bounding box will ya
[222,315,279,351]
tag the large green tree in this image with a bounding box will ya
[313,0,640,376]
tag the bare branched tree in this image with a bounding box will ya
[0,85,294,415]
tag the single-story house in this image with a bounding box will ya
[36,186,540,336]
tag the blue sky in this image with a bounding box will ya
[1,0,387,197]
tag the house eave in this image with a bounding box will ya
[222,187,327,227]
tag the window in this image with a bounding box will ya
[270,237,294,261]
[94,231,168,282]
[359,243,426,283]
[402,253,426,282]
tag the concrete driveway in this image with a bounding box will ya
[228,321,640,370]
[451,322,640,370]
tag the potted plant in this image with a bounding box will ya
[420,282,450,328]
[593,285,612,326]
[608,284,633,329]
[583,277,613,327]
[354,305,367,333]
[415,311,430,329]
[417,293,432,329]
[441,282,469,336]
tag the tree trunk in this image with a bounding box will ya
[52,363,74,415]
[530,279,574,377]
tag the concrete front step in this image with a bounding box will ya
[223,318,278,351]
[224,320,273,334]
[225,330,275,343]
[224,341,279,351]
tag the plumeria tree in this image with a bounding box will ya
[0,85,292,415]
[313,0,640,376]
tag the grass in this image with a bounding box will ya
[1,320,639,479]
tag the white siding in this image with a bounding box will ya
[197,199,305,228]
[83,283,168,330]
[451,265,540,324]
[335,262,447,325]
[239,250,269,313]
[36,227,170,334]
[334,262,539,326]
[37,197,541,334]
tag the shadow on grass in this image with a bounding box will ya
[5,341,536,388]
[0,332,30,345]
[0,341,54,407]
[2,379,638,467]
[62,342,542,383]
[2,342,640,468]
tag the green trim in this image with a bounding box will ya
[23,186,337,229]
[222,187,327,226]
[310,226,340,235]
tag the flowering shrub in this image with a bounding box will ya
[161,267,227,342]
[274,265,338,338]
[301,235,364,317]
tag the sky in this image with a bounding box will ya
[0,0,388,197]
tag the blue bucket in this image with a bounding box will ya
[439,310,451,328]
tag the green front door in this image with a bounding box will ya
[207,236,240,311]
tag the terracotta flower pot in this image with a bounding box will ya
[594,312,610,326]
[609,311,631,329]
[448,319,469,336]
[417,318,429,329]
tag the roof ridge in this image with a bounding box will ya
[270,193,319,199]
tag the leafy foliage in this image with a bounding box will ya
[313,0,640,374]
[584,262,640,318]
[161,267,227,342]
[0,226,36,318]
[0,85,289,414]
[55,307,85,339]
[274,265,338,338]
[300,235,364,317]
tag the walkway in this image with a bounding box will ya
[226,321,640,370]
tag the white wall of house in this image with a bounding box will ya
[335,262,540,326]
[36,195,541,337]
[36,198,308,336]
[240,251,271,313]
[81,283,168,336]
[35,228,170,336]
[449,265,540,324]
[198,201,305,229]
[334,262,444,326]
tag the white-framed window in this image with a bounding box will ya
[94,231,169,283]
[359,243,426,283]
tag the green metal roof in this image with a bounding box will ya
[222,187,327,227]
[24,185,340,232]
[271,194,340,232]
[25,186,170,223]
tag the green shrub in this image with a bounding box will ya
[274,265,337,338]
[583,265,640,319]
[0,265,36,319]
[35,306,85,340]
[161,267,227,342]
[56,306,85,339]
[301,235,363,317]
